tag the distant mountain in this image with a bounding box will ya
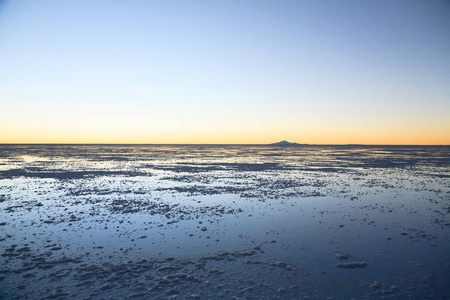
[269,140,304,146]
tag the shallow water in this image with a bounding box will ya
[0,145,449,299]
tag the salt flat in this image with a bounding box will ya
[0,145,449,299]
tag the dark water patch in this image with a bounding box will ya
[152,162,282,173]
[0,168,145,180]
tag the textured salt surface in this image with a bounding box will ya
[0,145,449,299]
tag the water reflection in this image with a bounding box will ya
[0,145,449,299]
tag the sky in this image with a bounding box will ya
[0,0,449,145]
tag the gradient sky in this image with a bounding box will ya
[0,0,449,144]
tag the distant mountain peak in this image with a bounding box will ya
[269,140,302,146]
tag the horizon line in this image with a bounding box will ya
[0,143,449,147]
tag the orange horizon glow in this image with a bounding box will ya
[1,131,448,146]
[1,108,449,145]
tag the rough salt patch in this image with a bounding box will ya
[336,261,367,268]
[335,253,352,260]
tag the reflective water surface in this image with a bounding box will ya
[1,145,449,299]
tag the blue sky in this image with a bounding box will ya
[0,0,449,144]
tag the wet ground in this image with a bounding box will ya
[0,144,449,299]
